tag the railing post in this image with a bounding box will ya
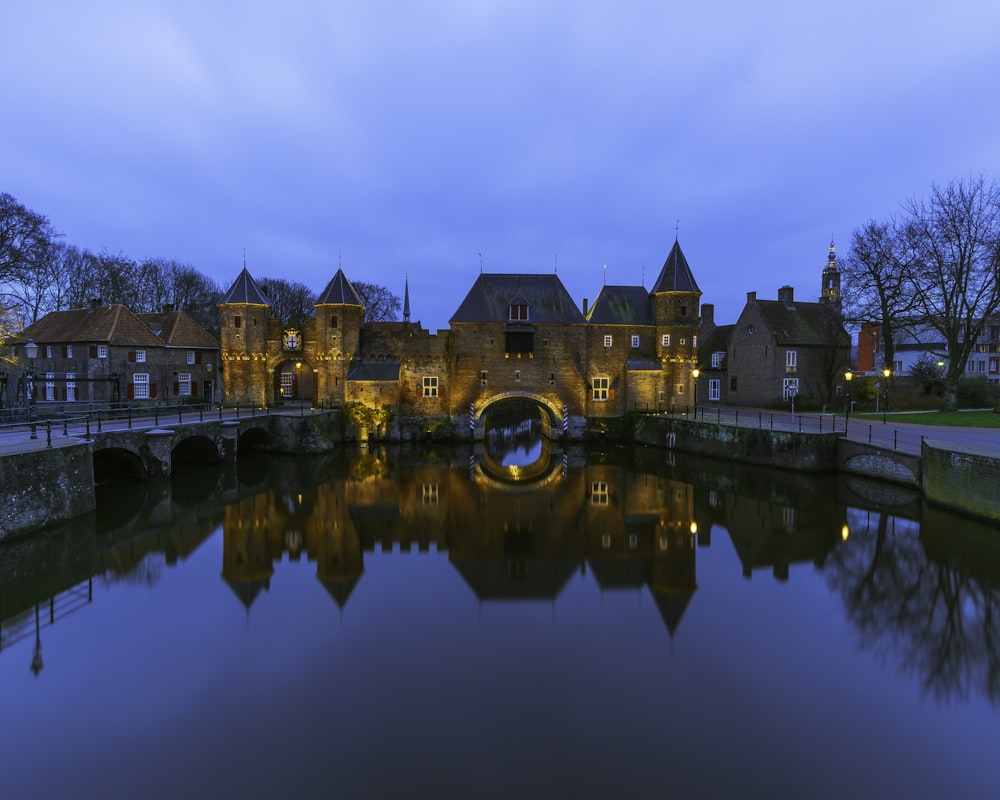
[154,406,159,425]
[46,421,52,448]
[178,406,183,424]
[128,407,133,429]
[63,417,69,436]
[86,416,91,437]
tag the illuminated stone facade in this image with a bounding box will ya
[219,240,702,436]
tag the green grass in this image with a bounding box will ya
[853,410,1000,428]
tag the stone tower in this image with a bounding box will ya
[650,238,702,401]
[820,239,841,309]
[313,268,365,405]
[219,267,273,405]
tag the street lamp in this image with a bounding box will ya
[24,339,38,438]
[844,370,853,421]
[882,367,892,424]
[692,367,700,419]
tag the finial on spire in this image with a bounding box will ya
[603,263,607,285]
[479,252,483,273]
[675,218,680,241]
[243,248,246,270]
[554,253,558,274]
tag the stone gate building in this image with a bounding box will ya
[219,239,702,438]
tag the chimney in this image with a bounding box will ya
[163,303,175,314]
[89,297,101,309]
[778,286,795,305]
[747,291,757,303]
[700,303,714,327]
[582,298,589,316]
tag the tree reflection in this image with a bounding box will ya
[825,508,1000,706]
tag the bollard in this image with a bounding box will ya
[86,416,91,437]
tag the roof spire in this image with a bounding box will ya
[675,218,680,242]
[403,274,411,323]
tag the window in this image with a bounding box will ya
[480,370,488,386]
[134,373,150,399]
[631,335,640,348]
[280,372,294,397]
[178,373,192,396]
[423,376,438,397]
[786,350,798,371]
[629,534,638,549]
[711,351,725,367]
[680,337,687,346]
[66,345,73,359]
[730,376,738,391]
[505,331,534,355]
[592,377,609,401]
[45,346,53,358]
[98,344,108,359]
[783,378,799,399]
[66,373,76,401]
[234,315,241,328]
[601,533,611,548]
[661,334,670,347]
[514,370,521,382]
[331,314,338,328]
[44,373,55,400]
[509,303,529,321]
[693,335,697,348]
[422,484,438,505]
[135,349,147,363]
[186,351,195,365]
[604,335,613,348]
[708,379,720,401]
[592,481,609,505]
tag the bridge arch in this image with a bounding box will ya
[473,391,566,438]
[171,434,222,468]
[93,446,146,484]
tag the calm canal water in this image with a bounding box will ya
[1,439,998,799]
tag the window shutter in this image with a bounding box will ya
[127,383,135,399]
[609,389,616,400]
[62,346,69,358]
[89,345,98,358]
[195,352,202,364]
[192,380,198,394]
[150,383,157,398]
[128,350,136,362]
[173,381,179,395]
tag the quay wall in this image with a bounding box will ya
[922,438,1000,523]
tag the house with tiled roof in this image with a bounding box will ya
[6,300,220,409]
[699,244,850,409]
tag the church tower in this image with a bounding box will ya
[650,238,702,405]
[314,268,365,405]
[820,239,841,308]
[219,267,272,405]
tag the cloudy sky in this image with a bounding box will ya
[4,0,999,330]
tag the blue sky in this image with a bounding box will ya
[4,0,999,330]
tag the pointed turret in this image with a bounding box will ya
[403,276,411,323]
[651,239,701,295]
[821,239,841,308]
[219,266,272,405]
[315,267,365,405]
[650,237,702,407]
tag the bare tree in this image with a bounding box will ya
[170,264,223,338]
[354,281,401,323]
[842,219,920,372]
[905,175,1000,410]
[259,277,316,326]
[0,193,58,286]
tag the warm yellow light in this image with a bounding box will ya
[841,525,850,541]
[692,368,700,379]
[883,368,891,378]
[844,371,853,382]
[689,521,698,535]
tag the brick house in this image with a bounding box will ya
[219,239,703,435]
[5,300,220,410]
[696,243,850,409]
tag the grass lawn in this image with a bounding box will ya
[853,410,1000,428]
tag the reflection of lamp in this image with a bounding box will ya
[882,367,892,423]
[692,367,700,418]
[689,521,698,535]
[844,370,853,421]
[841,524,850,541]
[24,339,38,439]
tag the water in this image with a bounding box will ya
[1,442,997,800]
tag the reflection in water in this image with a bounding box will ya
[1,445,998,797]
[485,400,545,468]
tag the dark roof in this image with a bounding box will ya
[220,267,272,306]
[756,300,849,347]
[316,268,364,307]
[626,358,661,371]
[11,305,165,348]
[347,361,401,381]
[450,274,586,324]
[697,324,734,369]
[587,285,654,325]
[137,310,220,349]
[651,239,701,295]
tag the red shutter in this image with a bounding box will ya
[62,346,69,358]
[195,351,202,364]
[89,345,98,358]
[128,351,136,362]
[127,383,135,399]
[173,381,179,395]
[150,383,157,399]
[192,380,198,394]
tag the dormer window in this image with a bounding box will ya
[509,303,529,321]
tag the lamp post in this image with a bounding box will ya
[882,367,891,423]
[844,370,853,422]
[24,339,38,438]
[692,367,700,419]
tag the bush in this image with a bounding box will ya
[958,375,993,408]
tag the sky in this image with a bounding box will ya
[3,0,1000,331]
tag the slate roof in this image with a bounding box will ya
[587,285,654,325]
[11,305,166,348]
[137,309,220,349]
[651,239,701,294]
[697,324,734,369]
[220,267,272,306]
[346,361,401,381]
[316,268,364,307]
[450,274,586,324]
[755,300,849,347]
